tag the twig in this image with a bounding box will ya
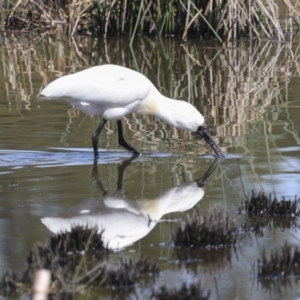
[182,7,202,41]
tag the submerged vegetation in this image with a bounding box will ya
[174,206,239,248]
[1,0,300,41]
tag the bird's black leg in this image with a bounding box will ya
[117,120,140,155]
[92,118,107,159]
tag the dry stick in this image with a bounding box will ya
[182,8,203,41]
[68,0,74,36]
[228,0,232,42]
[216,2,229,31]
[288,5,292,37]
[71,1,83,35]
[29,0,53,22]
[284,0,300,24]
[284,0,300,36]
[75,262,107,286]
[104,38,110,63]
[248,0,252,37]
[236,1,261,40]
[256,0,285,40]
[189,1,223,43]
[255,3,274,39]
[121,0,127,32]
[181,44,203,66]
[284,0,300,15]
[7,0,23,22]
[251,7,271,39]
[232,0,237,43]
[105,0,117,38]
[265,0,284,37]
[71,2,94,36]
[185,0,191,31]
[140,0,153,28]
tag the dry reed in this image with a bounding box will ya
[1,0,300,41]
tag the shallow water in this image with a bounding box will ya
[1,34,300,299]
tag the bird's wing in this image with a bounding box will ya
[41,66,152,107]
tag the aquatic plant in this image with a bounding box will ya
[244,191,300,217]
[174,206,239,248]
[241,214,299,238]
[151,282,210,300]
[240,192,300,237]
[1,0,299,41]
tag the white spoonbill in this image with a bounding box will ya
[40,64,224,159]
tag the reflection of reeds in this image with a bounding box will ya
[151,282,210,300]
[175,247,232,274]
[257,241,300,279]
[2,0,300,41]
[2,36,300,154]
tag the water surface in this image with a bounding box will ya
[0,34,300,299]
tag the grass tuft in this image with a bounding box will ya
[244,191,300,217]
[1,0,300,41]
[151,282,210,300]
[174,206,239,248]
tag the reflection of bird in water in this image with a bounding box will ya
[42,156,223,249]
[40,64,224,159]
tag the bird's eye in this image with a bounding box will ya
[197,125,206,132]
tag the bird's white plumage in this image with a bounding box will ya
[42,65,151,104]
[41,181,205,249]
[41,64,205,131]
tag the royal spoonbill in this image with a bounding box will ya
[40,64,224,159]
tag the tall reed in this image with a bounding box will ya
[1,0,300,41]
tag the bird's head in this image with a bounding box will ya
[158,98,224,157]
